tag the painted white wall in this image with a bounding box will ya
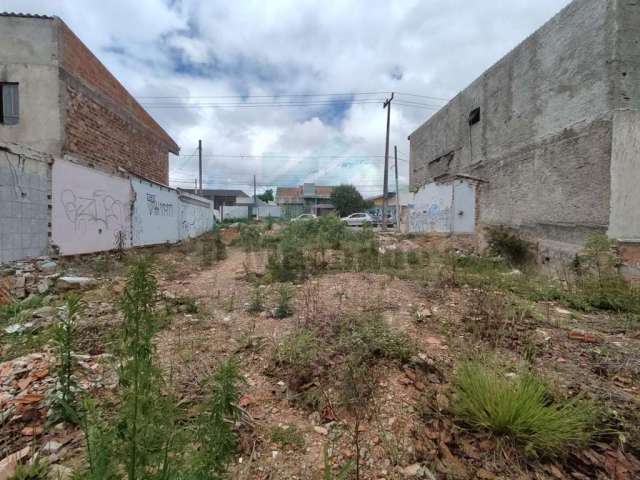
[222,205,249,220]
[52,159,131,255]
[178,192,214,239]
[256,205,281,218]
[407,179,476,234]
[131,177,179,246]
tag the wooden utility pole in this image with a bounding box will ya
[394,145,400,232]
[253,174,257,218]
[382,93,394,231]
[198,139,203,193]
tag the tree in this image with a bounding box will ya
[330,184,371,217]
[257,189,274,203]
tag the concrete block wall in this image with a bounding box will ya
[0,146,50,263]
[408,0,639,254]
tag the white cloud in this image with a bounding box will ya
[2,0,573,195]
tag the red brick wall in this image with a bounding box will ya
[59,21,177,184]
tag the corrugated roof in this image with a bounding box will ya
[0,12,53,19]
[182,188,249,197]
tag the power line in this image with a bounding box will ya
[136,91,449,101]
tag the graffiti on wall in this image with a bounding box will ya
[60,189,127,235]
[408,201,452,233]
[146,193,174,216]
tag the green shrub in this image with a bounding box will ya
[51,293,81,424]
[238,223,263,251]
[453,361,597,457]
[339,313,415,363]
[274,329,318,368]
[189,357,243,477]
[406,250,419,266]
[486,226,534,266]
[274,283,293,318]
[213,232,227,261]
[266,238,307,282]
[11,456,48,480]
[247,285,265,314]
[270,425,305,450]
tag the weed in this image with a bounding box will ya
[213,231,227,261]
[453,361,598,457]
[223,293,235,313]
[274,329,318,369]
[406,250,420,266]
[176,295,199,314]
[50,293,81,424]
[201,238,214,267]
[11,455,48,480]
[270,425,305,450]
[189,356,244,478]
[274,283,293,319]
[0,295,43,323]
[80,399,119,480]
[322,443,354,480]
[247,284,265,314]
[486,226,534,266]
[299,281,320,327]
[238,223,263,252]
[117,257,175,479]
[339,313,416,363]
[266,238,307,282]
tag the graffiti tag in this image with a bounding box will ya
[60,189,126,234]
[146,193,174,216]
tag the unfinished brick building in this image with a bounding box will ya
[0,13,178,184]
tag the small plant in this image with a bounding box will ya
[322,443,354,480]
[189,356,244,478]
[176,295,199,314]
[213,231,227,261]
[117,257,175,479]
[486,226,534,266]
[10,455,48,480]
[247,284,265,313]
[274,283,293,319]
[201,238,214,267]
[406,250,419,266]
[270,424,305,450]
[453,361,597,457]
[51,293,81,424]
[223,292,235,313]
[238,223,262,252]
[80,399,119,480]
[274,329,318,369]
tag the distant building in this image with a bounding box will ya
[275,183,336,218]
[367,192,410,223]
[182,189,251,210]
[0,13,179,184]
[408,0,640,273]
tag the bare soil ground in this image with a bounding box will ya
[1,229,639,479]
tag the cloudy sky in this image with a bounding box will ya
[5,0,571,196]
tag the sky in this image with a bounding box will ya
[4,0,572,197]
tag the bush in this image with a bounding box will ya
[270,425,305,450]
[274,283,293,319]
[238,223,263,251]
[486,226,534,266]
[247,284,265,314]
[339,313,415,363]
[274,329,318,369]
[453,361,597,457]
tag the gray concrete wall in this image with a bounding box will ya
[0,144,51,263]
[609,110,640,240]
[0,16,63,155]
[408,0,631,249]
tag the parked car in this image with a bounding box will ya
[291,213,317,222]
[341,212,376,227]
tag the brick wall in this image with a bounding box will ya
[59,21,177,184]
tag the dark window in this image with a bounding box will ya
[468,107,480,126]
[1,83,19,125]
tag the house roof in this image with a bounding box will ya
[183,188,249,198]
[276,185,335,201]
[0,12,53,19]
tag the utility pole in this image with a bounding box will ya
[394,145,401,232]
[382,92,394,232]
[198,139,203,194]
[253,174,257,219]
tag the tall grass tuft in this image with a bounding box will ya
[453,361,597,457]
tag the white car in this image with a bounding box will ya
[291,213,317,222]
[341,212,376,227]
